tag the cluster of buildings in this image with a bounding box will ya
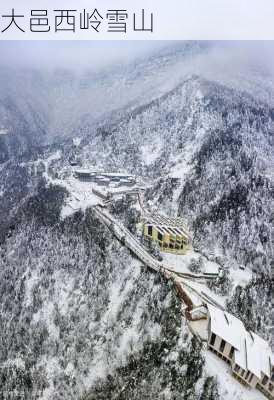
[74,169,136,187]
[74,169,192,257]
[142,212,192,255]
[207,304,274,399]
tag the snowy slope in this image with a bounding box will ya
[0,209,209,400]
[69,75,273,277]
[0,42,273,400]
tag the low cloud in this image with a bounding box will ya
[0,40,167,71]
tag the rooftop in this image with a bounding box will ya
[208,303,245,350]
[143,212,190,239]
[74,169,97,176]
[74,169,134,179]
[208,304,274,380]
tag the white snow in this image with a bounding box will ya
[141,139,163,166]
[3,357,25,369]
[161,250,219,276]
[39,356,62,400]
[74,168,93,175]
[189,319,208,341]
[73,137,81,147]
[182,279,226,308]
[24,269,39,308]
[205,351,265,400]
[58,177,103,218]
[169,146,194,180]
[230,267,252,289]
[61,189,101,218]
[242,331,273,380]
[82,257,161,389]
[29,151,62,181]
[43,151,62,177]
[177,279,204,308]
[53,271,74,316]
[33,301,60,341]
[208,303,245,350]
[41,166,142,219]
[0,128,8,135]
[208,304,274,380]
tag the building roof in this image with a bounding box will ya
[208,304,245,350]
[143,212,190,239]
[74,170,134,179]
[246,331,273,379]
[74,169,94,176]
[234,334,247,370]
[100,172,134,178]
[208,304,274,380]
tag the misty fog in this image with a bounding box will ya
[1,41,274,142]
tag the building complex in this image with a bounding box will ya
[207,304,274,399]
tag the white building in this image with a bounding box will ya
[74,169,136,186]
[207,304,274,399]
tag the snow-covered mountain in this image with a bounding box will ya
[64,75,274,275]
[0,42,273,400]
[0,42,208,163]
[0,208,211,399]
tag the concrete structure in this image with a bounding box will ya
[207,304,274,399]
[74,169,95,181]
[142,212,191,254]
[74,169,136,186]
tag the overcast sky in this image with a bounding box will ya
[0,41,169,70]
[1,41,274,76]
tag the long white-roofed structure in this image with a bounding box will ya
[207,304,274,399]
[74,169,135,184]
